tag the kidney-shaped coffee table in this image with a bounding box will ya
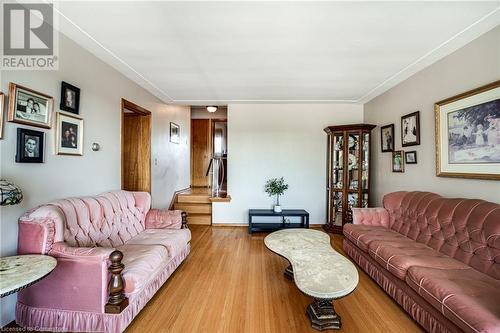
[264,229,359,330]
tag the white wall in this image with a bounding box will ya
[212,103,363,225]
[0,34,190,325]
[364,26,500,205]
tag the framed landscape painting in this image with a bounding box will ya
[435,80,500,180]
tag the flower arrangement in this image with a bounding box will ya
[264,177,289,209]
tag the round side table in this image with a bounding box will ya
[0,255,57,297]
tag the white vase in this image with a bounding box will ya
[274,205,282,213]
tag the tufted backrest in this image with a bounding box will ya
[20,190,151,248]
[383,191,500,280]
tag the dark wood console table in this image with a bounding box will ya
[248,209,309,234]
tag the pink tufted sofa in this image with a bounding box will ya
[343,191,500,333]
[15,190,191,333]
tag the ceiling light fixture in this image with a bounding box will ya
[206,106,217,113]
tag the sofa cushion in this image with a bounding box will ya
[406,266,500,333]
[343,224,404,253]
[126,228,191,258]
[369,240,470,280]
[118,244,169,295]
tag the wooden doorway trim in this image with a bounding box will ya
[121,99,152,193]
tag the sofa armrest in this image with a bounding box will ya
[352,207,390,228]
[18,217,56,255]
[145,209,188,229]
[18,242,113,313]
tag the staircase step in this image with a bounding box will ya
[187,214,211,225]
[177,194,211,204]
[174,203,212,214]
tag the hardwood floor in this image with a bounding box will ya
[126,226,423,333]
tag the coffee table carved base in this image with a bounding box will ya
[284,264,294,280]
[306,298,341,331]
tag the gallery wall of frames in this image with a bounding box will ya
[379,80,499,180]
[0,81,82,162]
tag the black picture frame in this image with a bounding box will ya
[405,151,417,164]
[60,81,80,114]
[16,128,45,163]
[401,111,420,147]
[170,122,180,144]
[380,124,394,152]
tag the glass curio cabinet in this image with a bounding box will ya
[323,124,376,234]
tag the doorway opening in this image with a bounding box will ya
[121,99,152,193]
[190,106,228,193]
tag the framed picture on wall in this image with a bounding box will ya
[0,92,4,139]
[170,122,180,144]
[60,81,81,114]
[380,124,394,152]
[405,151,417,164]
[401,111,420,146]
[8,82,53,129]
[16,128,45,163]
[392,150,404,172]
[435,80,499,180]
[56,112,84,155]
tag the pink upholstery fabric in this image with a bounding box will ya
[126,228,192,258]
[343,223,403,253]
[352,207,391,228]
[117,244,169,295]
[16,244,190,333]
[369,240,469,280]
[18,243,111,313]
[383,191,500,280]
[145,208,182,229]
[344,239,462,333]
[17,218,55,255]
[16,190,191,333]
[407,266,500,333]
[344,191,500,333]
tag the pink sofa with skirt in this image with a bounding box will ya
[343,191,500,333]
[16,190,191,333]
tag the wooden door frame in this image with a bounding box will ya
[121,98,152,193]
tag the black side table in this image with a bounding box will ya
[248,209,310,234]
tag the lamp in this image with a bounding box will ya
[0,180,23,206]
[206,106,218,113]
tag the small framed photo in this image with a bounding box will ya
[380,124,394,152]
[170,122,180,144]
[56,112,84,155]
[60,81,80,114]
[8,82,53,129]
[16,128,45,163]
[405,151,417,164]
[392,150,405,172]
[435,80,499,180]
[401,111,420,147]
[0,92,4,139]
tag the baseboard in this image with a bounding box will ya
[211,223,247,227]
[211,223,325,227]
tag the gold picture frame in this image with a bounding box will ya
[8,82,53,129]
[435,80,499,180]
[55,112,84,156]
[0,92,4,139]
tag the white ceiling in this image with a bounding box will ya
[56,1,500,105]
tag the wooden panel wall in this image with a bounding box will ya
[191,119,212,187]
